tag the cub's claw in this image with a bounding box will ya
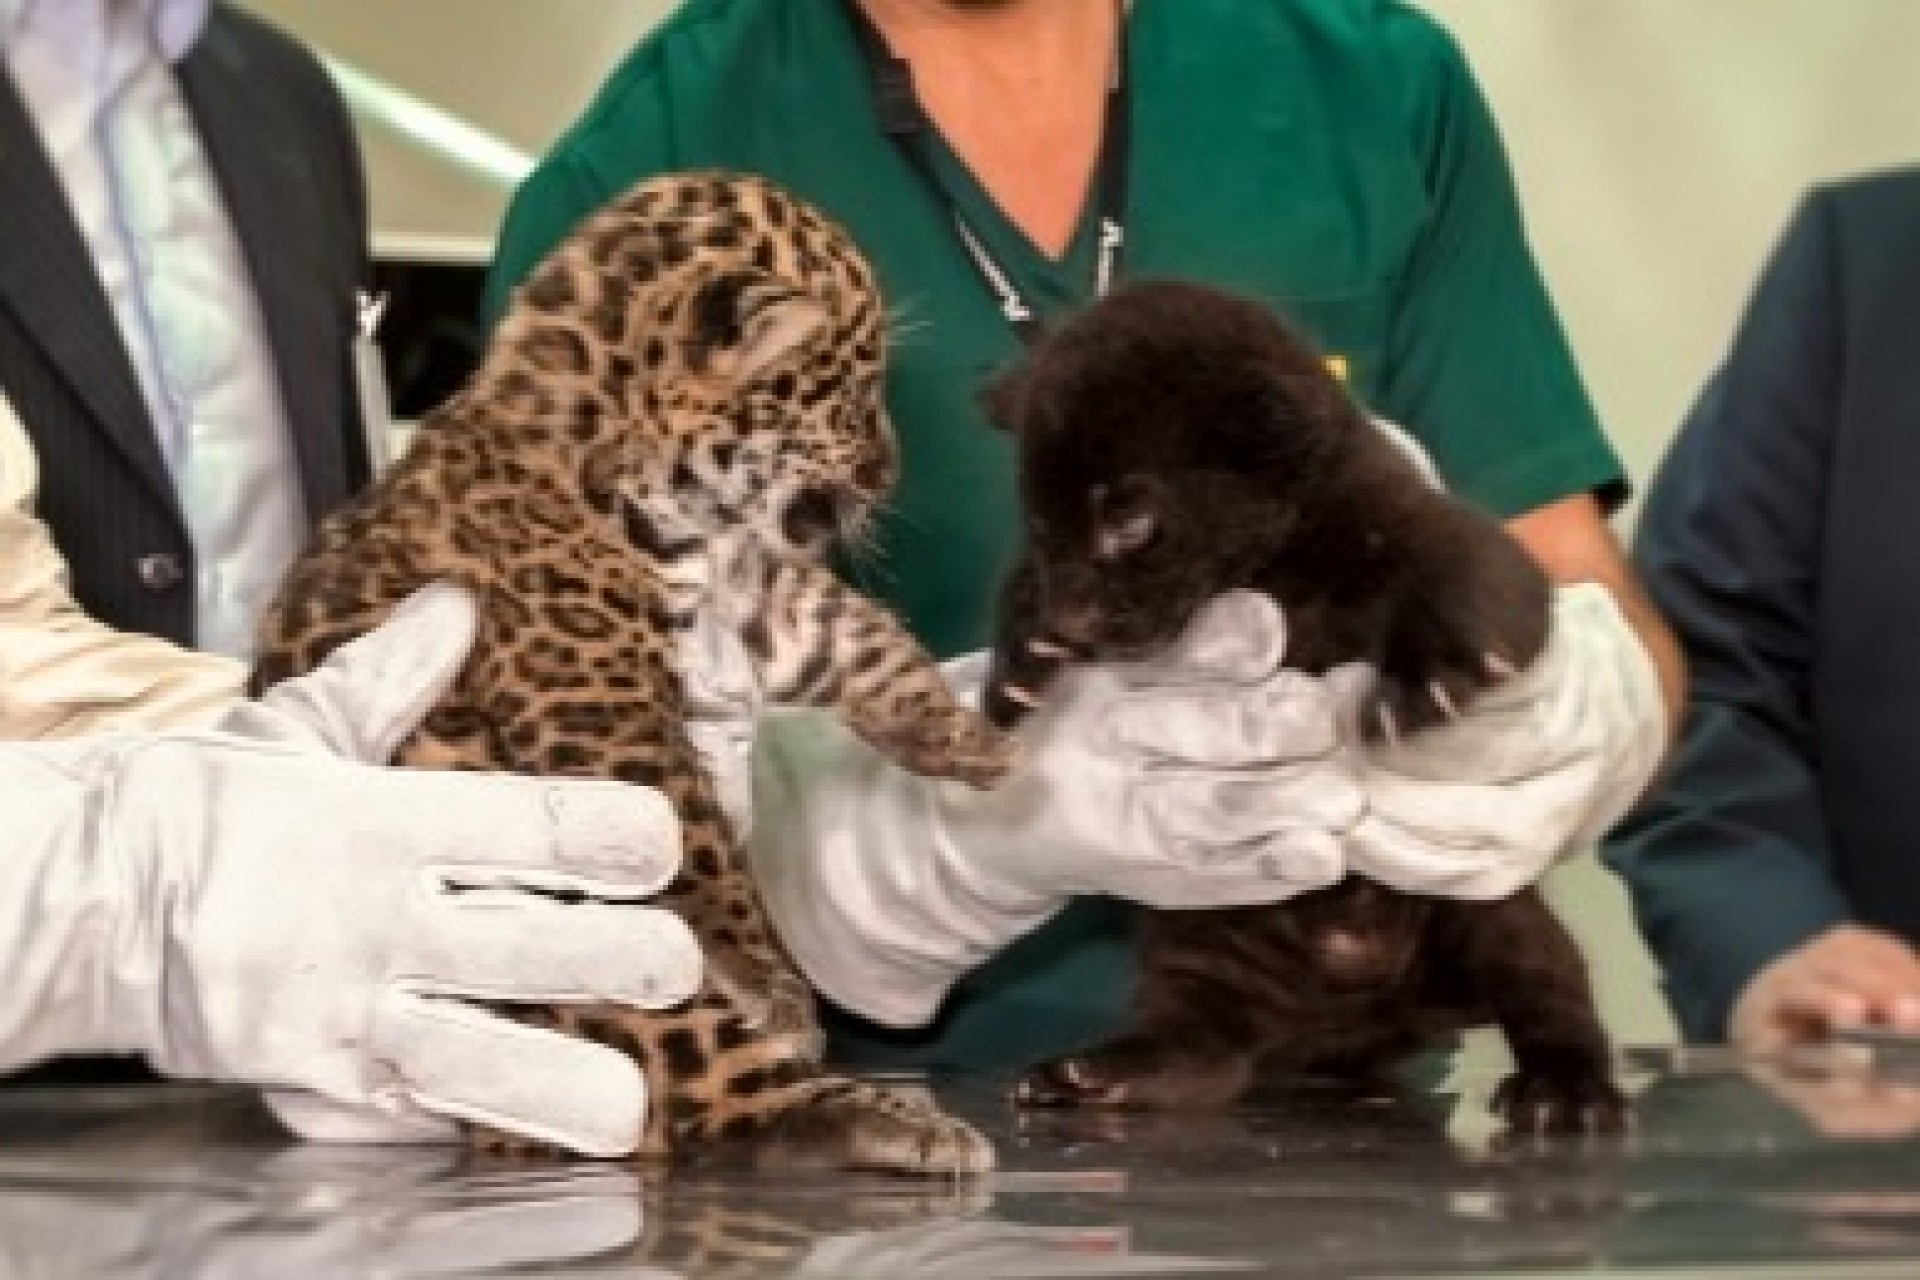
[1491,1069,1629,1136]
[1015,1056,1133,1109]
[889,710,1017,788]
[1376,703,1401,749]
[998,683,1042,710]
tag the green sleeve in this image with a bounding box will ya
[1374,7,1626,518]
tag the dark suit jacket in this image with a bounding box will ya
[0,4,370,648]
[1605,166,1920,1040]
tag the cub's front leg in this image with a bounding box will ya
[981,554,1076,730]
[1434,890,1628,1135]
[745,557,1014,788]
[1362,503,1552,740]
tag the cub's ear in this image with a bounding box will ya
[977,364,1031,433]
[689,269,831,385]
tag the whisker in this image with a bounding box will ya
[885,298,933,349]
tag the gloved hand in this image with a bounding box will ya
[0,582,703,1157]
[1336,580,1668,900]
[737,591,1363,1029]
[692,581,1661,1028]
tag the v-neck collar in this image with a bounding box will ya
[842,0,1133,318]
[917,124,1107,303]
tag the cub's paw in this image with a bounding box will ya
[1015,1056,1137,1110]
[1491,1068,1630,1136]
[751,1082,996,1176]
[1014,1036,1253,1111]
[1364,553,1551,742]
[983,635,1077,730]
[466,1123,559,1160]
[890,708,1018,789]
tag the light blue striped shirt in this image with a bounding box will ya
[2,0,309,660]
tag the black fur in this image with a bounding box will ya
[984,280,1624,1134]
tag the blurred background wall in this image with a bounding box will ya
[241,0,1920,1049]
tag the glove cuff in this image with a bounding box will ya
[0,739,165,1067]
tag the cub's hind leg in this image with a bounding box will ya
[460,653,991,1173]
[1016,910,1275,1110]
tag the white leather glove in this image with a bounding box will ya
[1336,580,1668,899]
[0,582,703,1157]
[736,592,1361,1029]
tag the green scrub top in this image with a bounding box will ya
[483,0,1626,1072]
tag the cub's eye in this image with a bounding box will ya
[1096,509,1157,560]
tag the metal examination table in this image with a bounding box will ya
[4,1048,1920,1277]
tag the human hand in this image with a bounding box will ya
[1730,925,1920,1054]
[1747,1058,1920,1141]
[0,583,703,1156]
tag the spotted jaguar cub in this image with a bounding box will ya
[252,172,1011,1174]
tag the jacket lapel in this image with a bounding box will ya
[0,69,180,512]
[176,16,353,522]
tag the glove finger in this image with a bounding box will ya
[1139,764,1363,851]
[1129,589,1289,686]
[1341,781,1565,901]
[369,990,650,1158]
[1371,760,1602,850]
[350,770,684,890]
[1103,672,1340,767]
[250,580,481,761]
[1372,415,1446,489]
[1345,832,1538,901]
[399,896,704,1010]
[1112,826,1346,909]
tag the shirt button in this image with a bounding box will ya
[136,553,185,592]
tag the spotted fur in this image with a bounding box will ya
[253,172,1011,1173]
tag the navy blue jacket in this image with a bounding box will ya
[1606,166,1920,1040]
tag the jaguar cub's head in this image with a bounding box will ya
[495,170,896,557]
[982,278,1363,658]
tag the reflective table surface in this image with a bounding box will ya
[7,1048,1920,1277]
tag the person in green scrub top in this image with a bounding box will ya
[483,0,1684,1073]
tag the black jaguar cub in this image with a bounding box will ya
[983,279,1625,1134]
